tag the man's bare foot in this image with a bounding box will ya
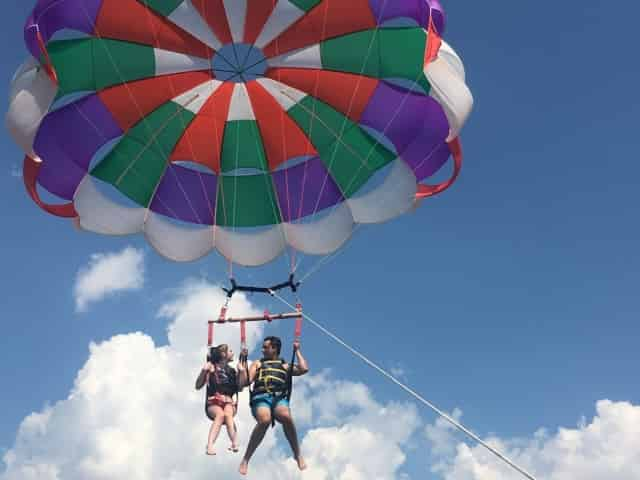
[296,456,307,471]
[206,446,216,456]
[239,460,249,475]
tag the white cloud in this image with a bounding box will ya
[425,400,640,480]
[9,275,640,480]
[390,365,408,382]
[2,280,420,480]
[74,247,145,312]
[10,164,21,178]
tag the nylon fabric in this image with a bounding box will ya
[10,0,474,266]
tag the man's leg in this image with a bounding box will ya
[239,407,271,475]
[206,405,225,455]
[274,405,307,471]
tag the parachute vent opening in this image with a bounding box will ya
[211,44,267,83]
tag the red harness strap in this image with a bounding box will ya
[424,14,443,66]
[35,29,58,85]
[240,320,247,351]
[208,305,228,348]
[415,138,464,199]
[23,156,78,218]
[294,303,303,340]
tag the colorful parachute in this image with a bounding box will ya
[7,0,473,266]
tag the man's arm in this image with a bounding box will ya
[291,341,309,376]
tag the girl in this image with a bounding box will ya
[196,344,241,455]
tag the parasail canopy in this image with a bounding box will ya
[7,0,473,267]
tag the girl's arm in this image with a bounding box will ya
[195,363,212,390]
[238,360,260,388]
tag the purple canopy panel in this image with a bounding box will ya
[34,94,122,200]
[360,81,449,160]
[150,164,217,225]
[426,0,446,33]
[368,0,445,31]
[24,0,101,59]
[368,0,428,27]
[411,140,451,182]
[272,157,345,222]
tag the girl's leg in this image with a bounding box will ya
[206,405,225,455]
[223,404,238,451]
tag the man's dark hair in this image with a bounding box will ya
[264,336,282,355]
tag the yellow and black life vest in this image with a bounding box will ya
[251,358,288,396]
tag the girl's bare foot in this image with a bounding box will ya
[239,460,249,475]
[228,444,239,453]
[206,446,216,456]
[296,456,307,471]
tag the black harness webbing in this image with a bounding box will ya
[222,274,300,298]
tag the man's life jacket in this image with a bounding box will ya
[207,364,238,397]
[251,358,288,397]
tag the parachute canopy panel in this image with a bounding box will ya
[9,0,473,265]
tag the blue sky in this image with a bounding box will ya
[1,2,639,479]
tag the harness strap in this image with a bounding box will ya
[288,302,303,402]
[222,274,300,299]
[23,156,77,218]
[415,138,463,199]
[34,28,58,85]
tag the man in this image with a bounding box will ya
[238,336,309,475]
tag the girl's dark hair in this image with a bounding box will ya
[208,344,228,363]
[264,336,282,355]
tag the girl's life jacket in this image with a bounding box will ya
[207,364,238,397]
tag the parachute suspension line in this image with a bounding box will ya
[277,2,333,278]
[247,89,295,276]
[33,4,194,234]
[139,4,210,227]
[285,302,304,403]
[298,224,363,285]
[279,88,300,276]
[308,6,385,220]
[227,259,234,282]
[208,296,229,363]
[231,119,241,262]
[74,2,207,229]
[290,60,462,285]
[277,4,450,284]
[271,293,538,480]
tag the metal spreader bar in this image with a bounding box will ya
[208,311,301,324]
